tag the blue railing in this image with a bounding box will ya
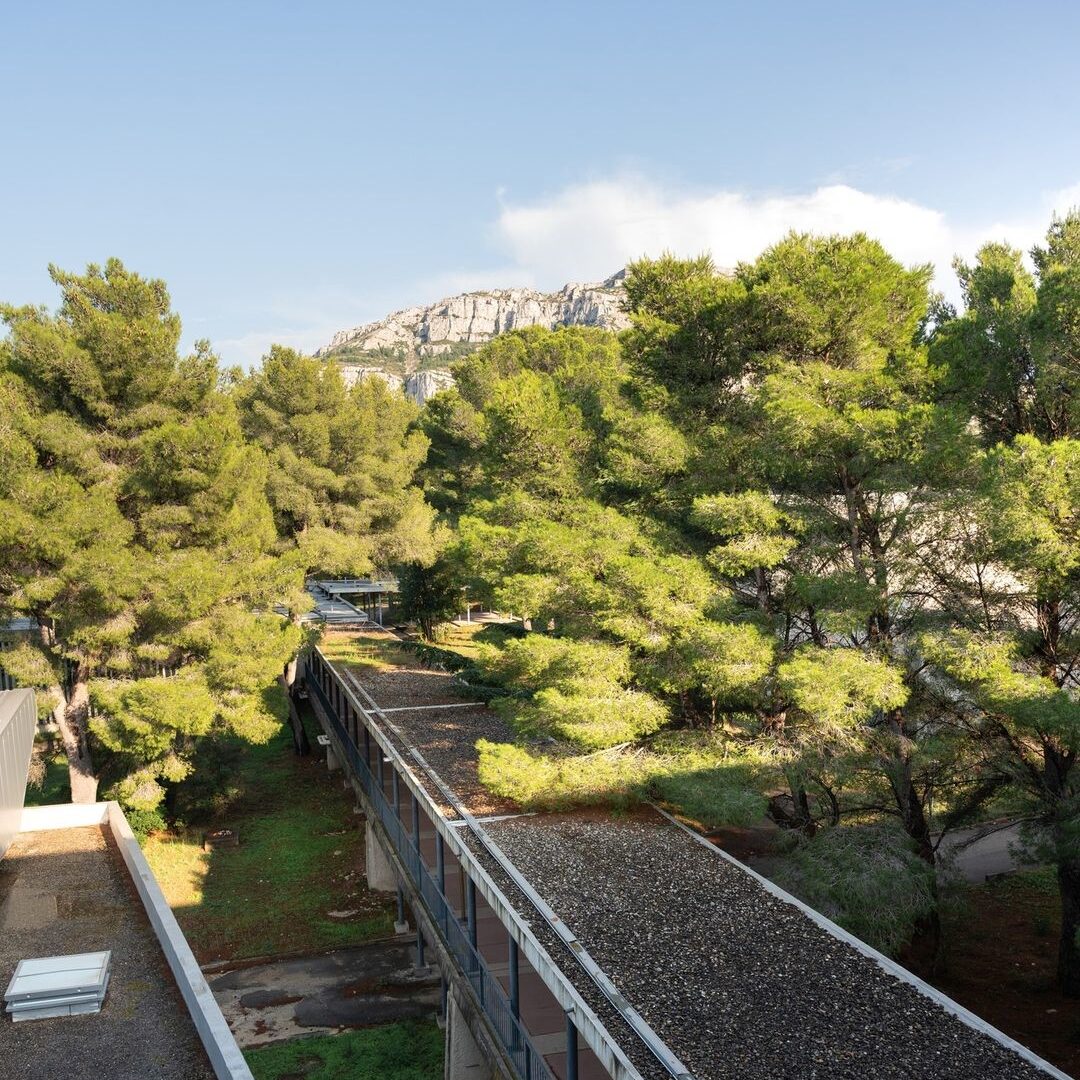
[306,656,555,1080]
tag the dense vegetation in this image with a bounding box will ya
[4,216,1080,993]
[416,218,1080,988]
[0,262,437,813]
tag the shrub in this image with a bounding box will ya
[646,730,771,828]
[769,823,937,956]
[399,639,471,672]
[476,740,650,810]
[497,685,668,750]
[125,807,169,841]
[475,635,630,691]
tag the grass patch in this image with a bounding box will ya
[431,622,492,660]
[434,621,521,661]
[245,1021,442,1080]
[320,631,412,674]
[983,863,1058,900]
[24,747,71,806]
[143,707,394,962]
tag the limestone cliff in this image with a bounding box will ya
[320,271,629,403]
[319,270,629,360]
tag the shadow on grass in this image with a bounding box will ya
[244,1020,443,1080]
[144,687,394,963]
[24,749,72,806]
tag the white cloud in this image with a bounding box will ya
[220,178,1080,368]
[490,175,1080,305]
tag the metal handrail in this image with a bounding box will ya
[308,648,648,1080]
[309,671,553,1079]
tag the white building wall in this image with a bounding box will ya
[0,689,36,858]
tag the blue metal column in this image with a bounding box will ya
[566,1013,579,1080]
[436,833,446,930]
[466,877,477,951]
[411,793,421,877]
[509,935,520,1045]
[509,936,520,1016]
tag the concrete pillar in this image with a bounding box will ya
[326,742,340,772]
[446,991,494,1080]
[365,820,396,892]
[395,888,410,935]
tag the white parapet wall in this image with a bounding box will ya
[0,689,36,859]
[17,800,254,1080]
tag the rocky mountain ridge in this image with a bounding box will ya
[318,271,630,403]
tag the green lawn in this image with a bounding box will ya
[245,1022,443,1080]
[24,748,72,806]
[143,706,394,962]
[432,621,518,660]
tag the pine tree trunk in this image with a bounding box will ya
[1057,856,1080,996]
[58,673,98,804]
[284,613,303,688]
[890,758,943,971]
[280,656,310,756]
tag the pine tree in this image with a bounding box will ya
[0,260,302,806]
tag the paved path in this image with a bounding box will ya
[206,940,440,1048]
[938,822,1044,883]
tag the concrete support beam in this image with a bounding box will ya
[446,991,495,1080]
[365,819,397,892]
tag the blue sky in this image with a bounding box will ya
[3,1,1080,366]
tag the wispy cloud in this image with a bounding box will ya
[211,326,338,368]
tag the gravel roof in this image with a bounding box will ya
[486,812,1056,1080]
[0,826,214,1080]
[455,819,674,1080]
[339,660,517,817]
[377,703,516,817]
[327,640,1059,1079]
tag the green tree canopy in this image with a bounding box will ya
[0,260,301,806]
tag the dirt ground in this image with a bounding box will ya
[913,870,1080,1077]
[206,939,439,1048]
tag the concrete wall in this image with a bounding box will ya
[106,803,254,1080]
[0,689,36,859]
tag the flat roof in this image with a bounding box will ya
[0,825,215,1080]
[326,635,1064,1080]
